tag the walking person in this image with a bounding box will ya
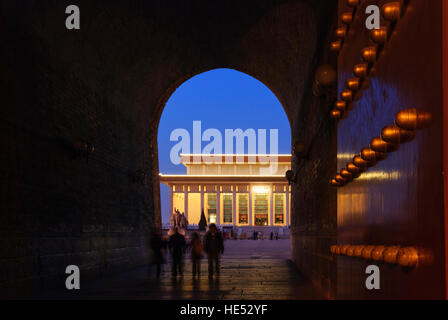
[204,224,224,278]
[150,230,165,278]
[169,227,186,277]
[190,232,204,277]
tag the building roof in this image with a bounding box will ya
[159,154,291,185]
[159,173,288,184]
[179,154,291,165]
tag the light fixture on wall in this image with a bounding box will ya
[293,141,306,158]
[252,186,270,194]
[285,170,296,185]
[73,139,94,162]
[313,64,337,98]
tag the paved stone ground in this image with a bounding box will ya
[54,239,322,300]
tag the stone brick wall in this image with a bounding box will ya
[0,0,338,294]
[289,8,339,298]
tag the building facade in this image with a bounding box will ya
[160,154,291,233]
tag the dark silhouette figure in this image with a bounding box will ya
[204,224,224,277]
[169,228,186,276]
[190,232,204,277]
[253,231,258,240]
[198,208,207,231]
[150,231,165,278]
[270,231,274,240]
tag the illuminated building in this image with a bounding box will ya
[159,154,291,232]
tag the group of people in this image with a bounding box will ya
[251,231,279,240]
[150,223,224,279]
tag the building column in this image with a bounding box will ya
[184,187,188,221]
[232,185,237,227]
[169,185,174,218]
[269,185,274,226]
[286,186,290,227]
[216,187,220,226]
[249,185,253,226]
[200,186,204,213]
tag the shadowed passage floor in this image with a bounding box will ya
[70,239,322,300]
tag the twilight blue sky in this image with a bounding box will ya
[157,68,291,223]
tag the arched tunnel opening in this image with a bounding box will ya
[1,0,448,304]
[152,68,303,298]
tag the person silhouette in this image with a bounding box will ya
[190,232,204,277]
[204,224,224,278]
[169,227,186,277]
[150,230,165,278]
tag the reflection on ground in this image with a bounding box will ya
[42,239,321,300]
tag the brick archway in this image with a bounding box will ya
[1,0,338,294]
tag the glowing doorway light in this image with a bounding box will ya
[252,186,270,194]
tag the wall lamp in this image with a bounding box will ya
[73,139,94,162]
[286,141,308,185]
[285,170,296,185]
[293,141,307,159]
[312,64,337,98]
